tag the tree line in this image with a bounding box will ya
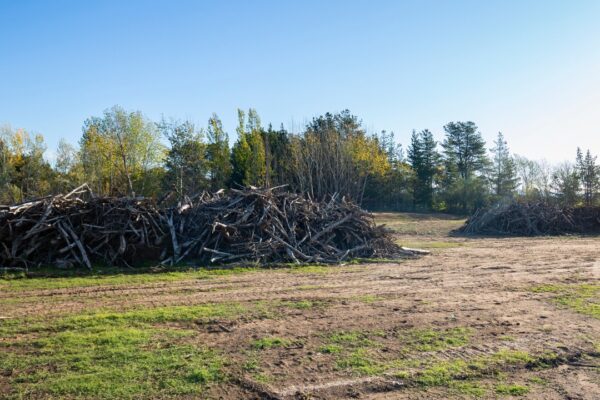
[1,106,598,213]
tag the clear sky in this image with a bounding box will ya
[1,0,599,162]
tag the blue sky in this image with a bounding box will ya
[1,0,599,162]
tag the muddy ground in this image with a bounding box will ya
[1,213,599,399]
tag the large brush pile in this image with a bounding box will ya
[457,201,600,236]
[0,185,410,270]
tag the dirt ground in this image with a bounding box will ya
[1,213,599,399]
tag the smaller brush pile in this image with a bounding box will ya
[0,185,413,270]
[457,201,600,236]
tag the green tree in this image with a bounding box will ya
[0,126,54,202]
[230,109,266,187]
[264,124,293,187]
[159,119,208,199]
[407,129,439,209]
[206,113,231,191]
[291,110,389,203]
[245,109,266,186]
[490,132,518,199]
[80,106,165,197]
[441,121,489,212]
[230,109,252,187]
[576,148,599,206]
[0,126,13,202]
[54,139,84,193]
[551,162,580,206]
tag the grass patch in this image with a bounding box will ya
[353,294,383,304]
[495,383,529,396]
[0,325,224,399]
[252,372,273,384]
[0,263,353,293]
[0,298,297,398]
[409,349,540,390]
[335,348,386,375]
[0,301,259,340]
[280,299,325,309]
[0,266,258,292]
[251,337,292,350]
[532,283,599,319]
[528,376,548,385]
[318,344,343,354]
[450,381,486,397]
[400,327,472,352]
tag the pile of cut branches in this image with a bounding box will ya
[0,185,413,270]
[457,201,600,236]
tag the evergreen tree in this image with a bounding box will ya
[407,130,439,208]
[264,124,292,187]
[576,148,599,206]
[490,132,518,198]
[551,162,580,206]
[206,113,231,191]
[441,121,489,212]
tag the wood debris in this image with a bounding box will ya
[457,201,600,236]
[0,185,415,270]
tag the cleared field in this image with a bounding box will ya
[1,213,599,399]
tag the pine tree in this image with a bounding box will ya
[408,130,439,208]
[441,121,489,212]
[490,132,518,198]
[407,130,422,204]
[576,148,599,206]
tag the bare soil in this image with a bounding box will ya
[2,213,599,399]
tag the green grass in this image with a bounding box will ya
[0,266,258,292]
[449,381,487,397]
[318,344,343,354]
[252,372,274,384]
[0,298,299,399]
[251,337,292,350]
[319,327,472,377]
[409,349,541,391]
[400,327,472,352]
[0,302,248,337]
[416,359,470,386]
[0,324,224,399]
[528,376,548,385]
[280,299,325,309]
[335,348,386,375]
[353,294,384,304]
[495,383,530,396]
[321,328,548,394]
[0,263,352,293]
[532,283,599,319]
